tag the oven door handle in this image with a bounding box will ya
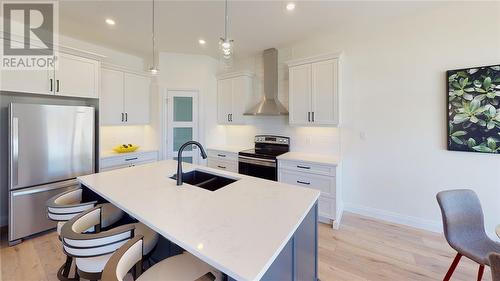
[238,156,276,167]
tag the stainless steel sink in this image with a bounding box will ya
[170,170,238,191]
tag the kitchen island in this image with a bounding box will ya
[77,160,320,281]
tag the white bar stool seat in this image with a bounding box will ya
[102,235,222,281]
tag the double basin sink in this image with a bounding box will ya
[170,170,238,191]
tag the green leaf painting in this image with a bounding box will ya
[447,65,500,154]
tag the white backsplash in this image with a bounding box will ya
[224,118,340,155]
[100,125,158,153]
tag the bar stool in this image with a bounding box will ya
[60,205,159,281]
[47,188,124,280]
[102,235,222,281]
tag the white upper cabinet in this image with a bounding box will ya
[0,47,100,98]
[123,73,151,125]
[217,78,233,124]
[100,66,151,125]
[287,53,341,126]
[1,68,53,95]
[217,72,254,125]
[55,53,99,98]
[0,40,53,95]
[100,69,124,125]
[289,64,312,125]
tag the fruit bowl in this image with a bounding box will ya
[113,144,140,153]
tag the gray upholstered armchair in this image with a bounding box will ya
[437,189,500,281]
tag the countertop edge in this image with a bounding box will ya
[277,152,340,166]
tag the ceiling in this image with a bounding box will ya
[59,1,448,60]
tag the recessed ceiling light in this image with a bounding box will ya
[105,18,116,26]
[198,39,206,45]
[286,3,296,11]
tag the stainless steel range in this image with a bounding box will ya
[238,135,290,181]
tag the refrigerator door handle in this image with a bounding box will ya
[12,180,77,196]
[11,117,19,188]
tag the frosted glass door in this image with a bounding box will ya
[166,90,199,164]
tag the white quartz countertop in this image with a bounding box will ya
[206,145,250,154]
[277,152,340,166]
[77,160,319,281]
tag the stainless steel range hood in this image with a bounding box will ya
[244,48,288,116]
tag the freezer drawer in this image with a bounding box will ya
[9,180,76,244]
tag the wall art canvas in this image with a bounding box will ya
[447,65,500,153]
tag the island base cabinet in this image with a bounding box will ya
[227,203,318,281]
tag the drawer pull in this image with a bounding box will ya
[297,165,311,169]
[217,154,226,157]
[297,180,311,185]
[125,157,138,161]
[217,165,226,169]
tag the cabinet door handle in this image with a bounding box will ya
[121,113,124,122]
[217,154,226,157]
[125,113,128,122]
[230,114,232,122]
[297,165,311,169]
[217,165,226,169]
[227,114,230,122]
[308,112,311,122]
[312,111,315,122]
[49,79,53,92]
[297,180,311,185]
[125,157,138,161]
[56,80,60,92]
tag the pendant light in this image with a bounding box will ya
[219,0,234,67]
[149,0,159,75]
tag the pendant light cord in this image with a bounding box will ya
[152,0,156,69]
[224,0,228,40]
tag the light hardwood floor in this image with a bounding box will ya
[0,212,492,281]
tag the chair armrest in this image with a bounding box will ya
[195,272,217,281]
[102,235,144,281]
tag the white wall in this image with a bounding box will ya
[279,2,500,237]
[155,52,225,160]
[59,34,144,69]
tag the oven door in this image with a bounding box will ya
[238,156,277,181]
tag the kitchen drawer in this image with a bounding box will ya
[207,149,238,161]
[278,169,335,197]
[100,151,158,171]
[318,195,336,220]
[207,157,238,173]
[278,159,336,177]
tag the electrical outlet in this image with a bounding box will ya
[360,131,367,140]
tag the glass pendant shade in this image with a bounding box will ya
[219,38,234,67]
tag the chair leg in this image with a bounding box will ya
[443,253,462,281]
[477,264,484,281]
[62,256,72,277]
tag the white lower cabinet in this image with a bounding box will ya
[206,148,238,173]
[278,158,341,228]
[100,151,158,172]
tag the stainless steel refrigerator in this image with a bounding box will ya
[8,103,95,245]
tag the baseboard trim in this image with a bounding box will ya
[343,202,442,233]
